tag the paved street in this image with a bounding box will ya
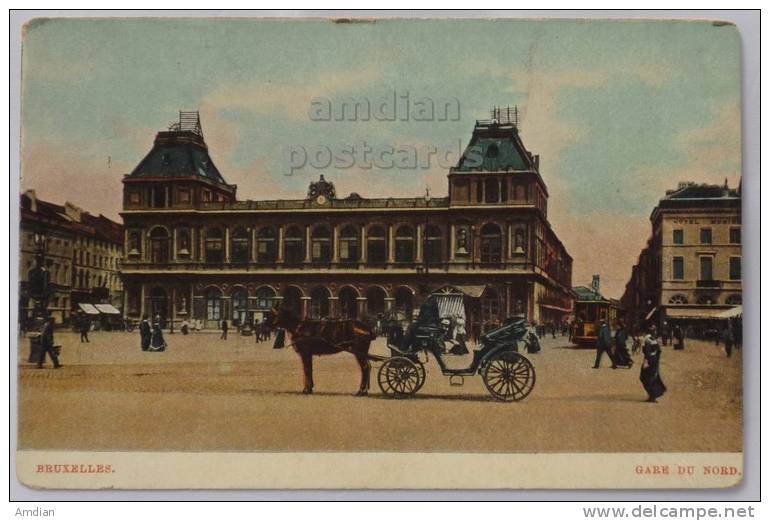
[18,330,742,453]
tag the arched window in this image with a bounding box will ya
[231,227,250,264]
[256,286,276,310]
[284,226,305,265]
[149,287,168,321]
[339,225,359,263]
[395,287,414,320]
[205,228,224,263]
[480,223,503,263]
[365,286,386,317]
[669,294,688,304]
[311,225,332,263]
[484,178,499,203]
[310,287,331,319]
[696,294,716,305]
[205,287,222,320]
[339,287,358,319]
[395,225,415,263]
[231,287,249,324]
[149,227,170,263]
[256,227,277,263]
[367,226,387,264]
[725,294,742,305]
[424,225,443,263]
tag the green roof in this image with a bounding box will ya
[454,122,536,172]
[128,130,227,185]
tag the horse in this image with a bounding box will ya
[270,307,377,396]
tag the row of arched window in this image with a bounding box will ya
[142,283,505,324]
[131,222,526,265]
[668,294,742,305]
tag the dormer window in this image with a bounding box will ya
[487,143,499,158]
[161,153,171,165]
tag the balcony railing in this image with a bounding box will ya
[120,259,537,272]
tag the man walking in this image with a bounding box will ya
[220,318,229,340]
[78,313,90,343]
[723,326,735,358]
[37,316,62,369]
[593,319,616,369]
[139,314,152,351]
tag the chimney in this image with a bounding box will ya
[64,201,82,223]
[24,190,37,212]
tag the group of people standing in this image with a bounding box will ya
[593,319,666,403]
[139,315,166,352]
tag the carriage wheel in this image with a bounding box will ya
[481,351,535,402]
[378,357,422,398]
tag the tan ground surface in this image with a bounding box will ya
[18,330,742,452]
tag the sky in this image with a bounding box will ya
[20,18,742,298]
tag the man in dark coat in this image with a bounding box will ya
[673,324,685,350]
[220,319,229,340]
[723,327,735,358]
[78,313,90,343]
[37,316,62,369]
[139,315,152,351]
[593,319,616,369]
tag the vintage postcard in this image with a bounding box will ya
[15,16,744,489]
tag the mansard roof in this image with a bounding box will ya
[453,120,538,173]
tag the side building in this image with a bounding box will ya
[621,181,741,334]
[119,112,574,334]
[19,190,124,327]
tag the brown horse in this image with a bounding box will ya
[271,307,376,396]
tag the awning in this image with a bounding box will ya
[94,303,121,315]
[645,306,658,321]
[715,306,742,319]
[78,303,100,315]
[665,307,730,320]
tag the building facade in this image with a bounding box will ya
[621,181,741,331]
[19,191,124,326]
[120,112,573,333]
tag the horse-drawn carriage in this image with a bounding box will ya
[380,294,537,402]
[271,292,537,402]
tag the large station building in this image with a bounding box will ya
[119,112,573,333]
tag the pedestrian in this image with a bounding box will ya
[613,321,633,367]
[220,319,229,340]
[640,326,666,402]
[660,322,670,346]
[593,319,616,369]
[79,313,90,343]
[273,327,286,349]
[526,322,541,354]
[139,314,151,351]
[551,321,557,339]
[180,319,190,335]
[149,322,167,352]
[36,315,62,369]
[673,324,685,350]
[723,327,735,358]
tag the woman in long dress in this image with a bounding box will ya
[149,323,167,352]
[640,327,666,402]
